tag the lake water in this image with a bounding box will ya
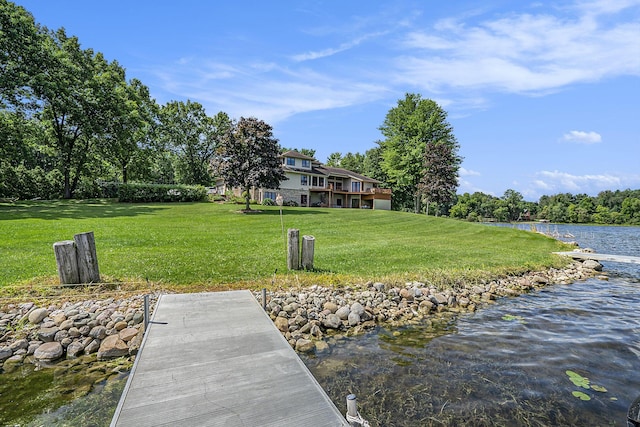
[302,224,640,426]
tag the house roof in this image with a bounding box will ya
[280,150,316,161]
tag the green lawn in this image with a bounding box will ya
[0,200,572,288]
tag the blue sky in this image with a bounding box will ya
[14,0,640,201]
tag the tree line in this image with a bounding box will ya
[1,1,283,205]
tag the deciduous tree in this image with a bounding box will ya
[159,101,229,185]
[378,93,461,212]
[213,117,285,211]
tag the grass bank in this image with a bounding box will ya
[0,200,572,290]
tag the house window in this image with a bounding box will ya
[301,175,308,186]
[301,195,308,206]
[312,176,318,186]
[302,160,310,168]
[319,177,325,187]
[286,157,295,166]
[352,182,361,192]
[264,191,276,201]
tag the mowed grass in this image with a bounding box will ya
[0,200,572,288]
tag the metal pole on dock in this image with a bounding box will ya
[345,394,369,426]
[143,294,149,332]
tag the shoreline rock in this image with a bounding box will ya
[253,259,604,353]
[0,259,603,372]
[1,294,156,373]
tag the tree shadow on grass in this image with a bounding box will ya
[0,199,169,221]
[250,208,330,216]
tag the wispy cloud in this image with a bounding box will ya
[395,1,640,95]
[459,167,481,176]
[561,130,602,144]
[291,31,388,62]
[147,0,640,123]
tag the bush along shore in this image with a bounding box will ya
[254,259,605,353]
[0,259,603,373]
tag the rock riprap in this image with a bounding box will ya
[0,294,156,372]
[254,260,603,353]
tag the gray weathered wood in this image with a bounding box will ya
[53,240,79,284]
[111,291,349,427]
[287,228,300,270]
[301,235,315,271]
[74,231,100,283]
[555,251,640,264]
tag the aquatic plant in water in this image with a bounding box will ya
[566,370,609,401]
[502,314,527,324]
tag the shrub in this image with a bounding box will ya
[118,183,207,203]
[262,198,275,206]
[284,200,299,207]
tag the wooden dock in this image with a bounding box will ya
[110,291,349,427]
[555,251,640,264]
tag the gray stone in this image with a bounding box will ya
[28,308,49,324]
[132,312,144,325]
[54,330,70,342]
[9,338,28,352]
[34,342,63,361]
[67,341,84,359]
[348,311,361,326]
[97,335,129,360]
[431,293,448,305]
[0,347,12,362]
[350,302,365,316]
[38,327,59,342]
[335,306,350,320]
[89,325,108,339]
[84,339,100,355]
[59,319,74,330]
[583,259,603,271]
[322,314,342,329]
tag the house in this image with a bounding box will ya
[216,150,392,210]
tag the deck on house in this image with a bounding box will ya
[555,251,640,264]
[110,291,349,427]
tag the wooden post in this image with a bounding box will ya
[74,231,100,283]
[53,240,79,284]
[301,235,315,271]
[287,228,300,270]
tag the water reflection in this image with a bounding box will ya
[303,225,640,426]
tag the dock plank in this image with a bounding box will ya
[111,291,348,427]
[555,251,640,264]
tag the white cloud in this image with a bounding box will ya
[534,170,622,192]
[561,130,602,144]
[395,1,640,95]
